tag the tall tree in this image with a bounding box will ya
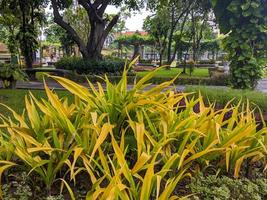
[147,0,198,65]
[44,19,76,57]
[51,0,143,60]
[0,12,20,62]
[143,9,169,65]
[189,1,211,62]
[0,0,47,68]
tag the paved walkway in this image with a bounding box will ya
[1,81,186,92]
[257,79,267,93]
[0,79,266,93]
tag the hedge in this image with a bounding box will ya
[55,57,125,75]
[64,72,230,86]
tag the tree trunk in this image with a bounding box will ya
[132,44,140,60]
[52,0,119,61]
[159,53,163,66]
[166,7,175,66]
[86,21,106,60]
[24,49,33,68]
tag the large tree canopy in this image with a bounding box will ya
[212,0,267,89]
[116,33,155,59]
[51,0,144,60]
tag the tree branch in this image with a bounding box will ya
[103,14,119,39]
[97,0,111,17]
[51,0,87,55]
[77,0,91,12]
[78,0,104,23]
[93,0,103,8]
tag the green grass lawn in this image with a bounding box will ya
[185,86,267,112]
[0,89,72,117]
[137,68,209,78]
[1,85,266,119]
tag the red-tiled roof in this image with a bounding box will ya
[124,31,148,36]
[0,43,9,53]
[115,31,148,37]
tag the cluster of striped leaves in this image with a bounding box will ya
[0,64,266,199]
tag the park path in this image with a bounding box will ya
[256,79,267,93]
[0,79,266,93]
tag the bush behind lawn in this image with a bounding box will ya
[64,72,230,86]
[55,58,230,86]
[185,86,267,112]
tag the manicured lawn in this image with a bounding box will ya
[0,89,72,116]
[2,86,266,118]
[185,86,267,112]
[137,68,209,78]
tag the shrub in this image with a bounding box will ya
[103,55,127,63]
[197,60,216,65]
[149,75,230,86]
[0,65,266,198]
[2,172,32,200]
[55,57,125,75]
[188,174,267,200]
[0,63,28,88]
[63,73,230,86]
[139,59,153,64]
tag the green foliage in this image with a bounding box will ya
[103,55,127,63]
[137,68,209,78]
[0,66,266,198]
[116,33,155,46]
[44,15,75,56]
[212,0,267,89]
[186,60,196,76]
[188,174,267,200]
[63,7,90,44]
[0,89,73,119]
[46,195,64,200]
[2,172,32,200]
[63,68,228,86]
[0,63,27,80]
[55,57,125,75]
[0,0,47,68]
[0,15,20,55]
[143,7,169,57]
[0,63,28,88]
[139,59,153,64]
[185,86,267,112]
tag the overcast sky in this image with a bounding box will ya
[46,5,151,31]
[106,6,151,31]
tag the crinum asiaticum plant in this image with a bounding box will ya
[0,61,266,199]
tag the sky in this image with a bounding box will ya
[45,4,151,31]
[106,6,151,31]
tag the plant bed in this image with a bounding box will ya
[0,68,266,199]
[185,86,267,112]
[185,173,267,199]
[177,96,267,130]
